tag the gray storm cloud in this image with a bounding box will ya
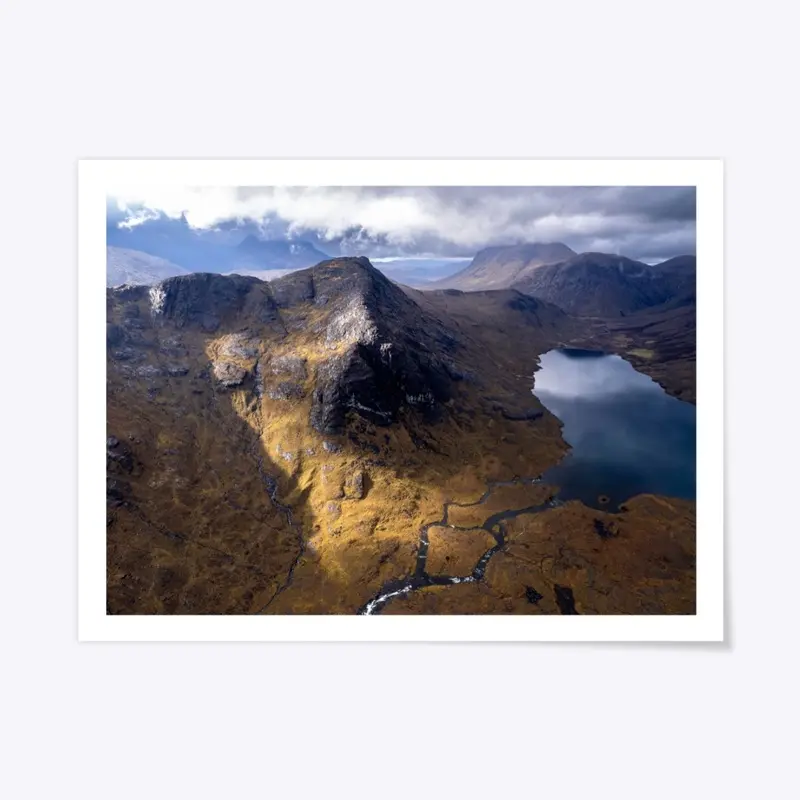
[110,186,696,262]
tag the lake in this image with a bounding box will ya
[533,348,696,509]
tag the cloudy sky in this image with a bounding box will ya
[108,186,696,263]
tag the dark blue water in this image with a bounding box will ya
[533,348,696,510]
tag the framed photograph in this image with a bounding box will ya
[79,159,723,641]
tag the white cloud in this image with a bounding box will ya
[109,186,696,260]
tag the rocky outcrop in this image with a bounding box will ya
[212,361,247,388]
[218,331,260,360]
[268,355,307,380]
[109,284,150,303]
[270,270,315,307]
[260,354,307,401]
[209,332,261,389]
[344,469,365,500]
[148,273,272,330]
[285,258,461,434]
[268,381,305,401]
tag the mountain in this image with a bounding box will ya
[231,235,330,272]
[107,246,189,287]
[649,255,697,307]
[105,258,581,614]
[586,293,697,403]
[107,213,328,273]
[511,253,697,317]
[426,242,577,290]
[106,257,694,616]
[107,214,235,271]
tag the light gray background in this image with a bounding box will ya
[2,0,798,797]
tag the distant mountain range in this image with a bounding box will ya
[107,214,329,274]
[107,247,189,287]
[233,235,330,271]
[426,243,695,318]
[105,213,471,288]
[511,252,696,317]
[107,221,697,321]
[426,242,577,290]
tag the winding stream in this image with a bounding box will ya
[359,478,559,615]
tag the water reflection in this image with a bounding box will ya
[533,348,696,509]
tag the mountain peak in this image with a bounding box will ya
[426,241,576,290]
[270,256,401,308]
[313,255,377,272]
[109,257,460,435]
[232,235,330,271]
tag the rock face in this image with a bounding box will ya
[268,355,307,380]
[266,258,460,434]
[344,469,365,500]
[309,342,448,433]
[271,270,316,307]
[268,381,305,401]
[148,272,271,330]
[218,332,260,360]
[261,354,307,401]
[212,360,248,388]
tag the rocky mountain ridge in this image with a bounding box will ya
[511,252,697,317]
[423,242,696,320]
[134,258,462,434]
